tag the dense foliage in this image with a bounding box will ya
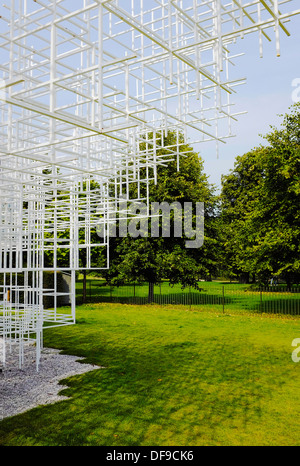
[221,104,300,287]
[102,131,219,301]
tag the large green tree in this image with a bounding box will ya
[102,131,219,301]
[221,104,300,287]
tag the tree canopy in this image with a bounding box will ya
[220,104,300,287]
[102,131,219,301]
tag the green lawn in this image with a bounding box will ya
[1,303,300,446]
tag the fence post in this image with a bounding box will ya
[260,289,262,313]
[222,285,225,313]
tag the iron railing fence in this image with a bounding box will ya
[76,280,300,316]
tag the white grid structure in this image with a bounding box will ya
[0,0,299,370]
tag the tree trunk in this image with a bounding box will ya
[148,281,154,303]
[239,272,249,284]
[286,274,292,292]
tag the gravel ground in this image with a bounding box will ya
[0,342,103,420]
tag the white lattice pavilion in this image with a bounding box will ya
[0,0,299,370]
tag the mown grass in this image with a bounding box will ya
[0,303,300,446]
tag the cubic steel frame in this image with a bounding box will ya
[0,0,299,370]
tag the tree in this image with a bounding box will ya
[221,104,300,287]
[220,146,266,282]
[102,131,219,301]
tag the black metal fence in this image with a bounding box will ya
[77,280,300,315]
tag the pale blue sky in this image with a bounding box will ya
[196,11,300,190]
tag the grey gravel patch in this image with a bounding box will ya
[0,343,103,420]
